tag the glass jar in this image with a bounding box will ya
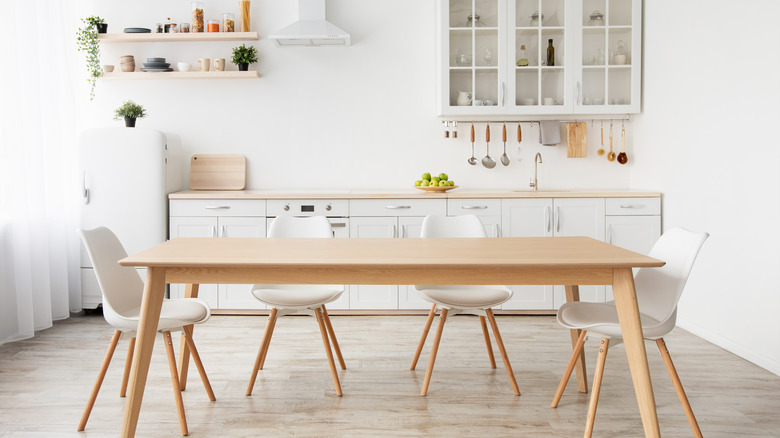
[169,23,178,33]
[588,10,605,26]
[240,0,251,32]
[192,2,204,32]
[530,10,544,27]
[155,23,163,33]
[222,13,235,32]
[207,20,219,32]
[180,22,190,33]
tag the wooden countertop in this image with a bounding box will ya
[169,189,661,200]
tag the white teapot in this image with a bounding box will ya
[456,91,472,106]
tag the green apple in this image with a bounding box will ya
[421,179,430,186]
[438,180,447,187]
[438,173,448,181]
[421,172,431,181]
[431,177,440,183]
[414,180,422,186]
[448,180,455,186]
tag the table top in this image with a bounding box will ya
[120,237,664,270]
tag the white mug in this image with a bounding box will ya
[543,97,555,105]
[214,58,225,71]
[197,58,211,72]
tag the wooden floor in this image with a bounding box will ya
[1,313,779,437]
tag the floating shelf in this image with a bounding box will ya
[101,71,260,80]
[99,32,259,43]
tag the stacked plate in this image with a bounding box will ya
[141,57,172,72]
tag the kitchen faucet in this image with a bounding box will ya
[529,152,542,191]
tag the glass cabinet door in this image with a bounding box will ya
[442,0,507,115]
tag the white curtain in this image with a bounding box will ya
[0,0,81,345]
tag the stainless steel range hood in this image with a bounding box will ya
[269,0,351,47]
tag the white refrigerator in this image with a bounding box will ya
[79,127,181,309]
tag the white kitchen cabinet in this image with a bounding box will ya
[168,200,266,309]
[438,0,641,115]
[501,197,604,309]
[447,198,503,236]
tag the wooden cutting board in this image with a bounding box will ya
[566,123,587,158]
[189,154,246,190]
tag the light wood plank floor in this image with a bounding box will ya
[1,313,779,437]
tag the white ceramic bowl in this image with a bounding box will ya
[177,62,192,72]
[102,64,115,73]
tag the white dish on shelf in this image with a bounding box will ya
[140,67,174,72]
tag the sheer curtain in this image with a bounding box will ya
[0,0,81,345]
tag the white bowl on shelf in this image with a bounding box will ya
[177,62,192,72]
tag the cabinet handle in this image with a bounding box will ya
[220,225,225,238]
[607,224,612,244]
[619,204,646,209]
[500,82,505,107]
[577,81,581,105]
[556,206,561,233]
[461,205,488,209]
[392,225,397,238]
[82,172,90,205]
[205,206,231,210]
[330,222,346,228]
[211,226,217,238]
[545,206,551,233]
[494,223,500,237]
[386,205,412,209]
[401,225,407,238]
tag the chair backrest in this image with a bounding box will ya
[268,215,333,238]
[633,227,709,325]
[77,227,144,325]
[420,214,487,238]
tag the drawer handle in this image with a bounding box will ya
[205,206,231,210]
[461,205,488,209]
[330,222,346,228]
[619,204,646,209]
[385,205,412,209]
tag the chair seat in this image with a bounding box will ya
[415,285,513,309]
[556,301,675,340]
[109,298,210,332]
[251,284,345,309]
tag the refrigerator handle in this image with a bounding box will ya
[82,172,90,205]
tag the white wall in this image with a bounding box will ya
[631,0,780,375]
[79,0,632,191]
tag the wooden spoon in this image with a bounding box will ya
[516,123,523,161]
[597,121,605,156]
[607,121,616,162]
[617,124,628,164]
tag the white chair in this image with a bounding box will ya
[246,216,346,396]
[77,227,215,436]
[551,227,709,438]
[410,215,520,396]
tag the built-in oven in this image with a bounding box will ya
[266,199,349,238]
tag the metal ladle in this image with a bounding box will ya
[500,122,510,166]
[482,124,496,168]
[468,123,477,165]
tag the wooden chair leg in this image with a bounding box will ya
[421,308,448,396]
[247,308,278,396]
[479,315,497,369]
[182,326,216,401]
[485,309,521,396]
[321,305,346,370]
[411,304,437,370]
[656,338,703,438]
[551,330,587,407]
[315,307,343,396]
[120,337,136,398]
[585,338,610,438]
[163,331,188,436]
[77,330,121,431]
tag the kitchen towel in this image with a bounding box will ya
[538,120,561,146]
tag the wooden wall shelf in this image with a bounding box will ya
[101,71,260,80]
[99,32,259,43]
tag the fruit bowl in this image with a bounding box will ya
[415,185,458,192]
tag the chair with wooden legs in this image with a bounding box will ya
[551,227,709,437]
[410,214,520,397]
[77,227,215,436]
[246,216,346,396]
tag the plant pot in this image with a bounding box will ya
[124,117,137,128]
[96,23,108,34]
[238,63,249,71]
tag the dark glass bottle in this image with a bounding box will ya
[547,39,555,66]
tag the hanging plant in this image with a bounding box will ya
[76,16,106,100]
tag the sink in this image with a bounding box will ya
[512,190,570,192]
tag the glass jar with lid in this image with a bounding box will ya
[530,11,544,27]
[222,13,235,32]
[192,2,204,32]
[588,10,605,26]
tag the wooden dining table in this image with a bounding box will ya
[118,236,665,437]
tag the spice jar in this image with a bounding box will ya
[192,2,204,32]
[207,20,219,32]
[222,13,235,32]
[169,23,178,33]
[155,23,163,33]
[180,22,190,33]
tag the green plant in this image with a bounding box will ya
[76,16,106,100]
[231,44,259,65]
[113,100,147,120]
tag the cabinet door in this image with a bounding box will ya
[168,216,219,308]
[348,217,398,309]
[398,217,431,310]
[501,198,554,309]
[604,215,660,301]
[552,198,605,307]
[217,217,267,310]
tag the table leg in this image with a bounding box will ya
[178,283,200,390]
[564,285,588,393]
[612,268,660,438]
[121,267,166,438]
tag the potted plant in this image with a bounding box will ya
[76,16,107,100]
[231,44,259,71]
[113,100,147,127]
